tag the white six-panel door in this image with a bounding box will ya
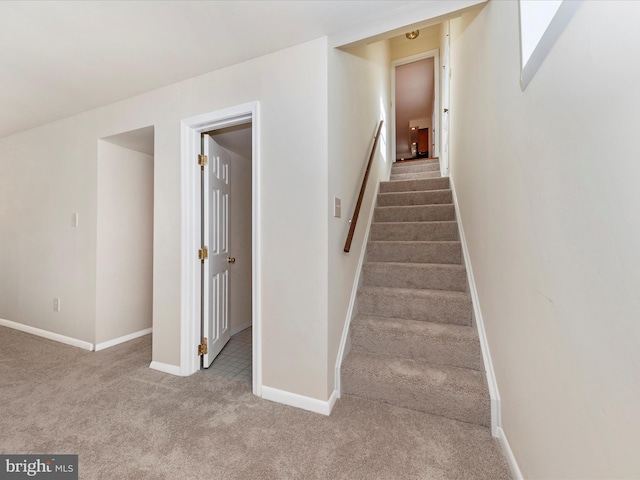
[202,134,232,368]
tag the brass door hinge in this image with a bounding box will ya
[198,338,208,356]
[198,154,208,167]
[198,246,208,262]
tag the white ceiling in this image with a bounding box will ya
[0,0,471,139]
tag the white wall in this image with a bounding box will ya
[0,38,330,401]
[449,1,640,477]
[0,120,98,342]
[327,40,391,395]
[96,141,153,344]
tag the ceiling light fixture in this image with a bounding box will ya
[406,30,420,40]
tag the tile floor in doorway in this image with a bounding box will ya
[206,327,252,384]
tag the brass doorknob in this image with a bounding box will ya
[227,257,236,264]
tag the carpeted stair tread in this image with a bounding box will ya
[377,189,453,207]
[366,240,463,264]
[390,171,441,181]
[358,286,472,326]
[380,176,450,193]
[392,161,441,175]
[350,315,482,370]
[341,351,490,427]
[362,262,467,291]
[374,204,455,223]
[370,221,459,241]
[392,165,440,176]
[394,158,440,166]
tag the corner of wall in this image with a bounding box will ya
[327,39,393,400]
[449,176,501,436]
[497,426,525,480]
[334,181,381,396]
[262,385,338,416]
[149,360,183,376]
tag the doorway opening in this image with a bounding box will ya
[95,126,154,357]
[391,49,440,164]
[179,102,261,397]
[201,124,253,385]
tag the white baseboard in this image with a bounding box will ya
[231,322,252,336]
[149,361,183,376]
[261,386,338,416]
[0,318,94,351]
[94,327,152,351]
[449,177,502,437]
[497,426,524,480]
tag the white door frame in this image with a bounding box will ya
[179,101,262,397]
[441,23,451,176]
[390,49,440,163]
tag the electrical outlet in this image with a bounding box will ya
[72,213,79,227]
[54,298,61,312]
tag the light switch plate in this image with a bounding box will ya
[333,197,341,218]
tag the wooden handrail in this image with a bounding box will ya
[344,120,384,253]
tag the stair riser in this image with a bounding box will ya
[380,177,450,193]
[362,263,467,292]
[342,355,490,427]
[358,289,472,326]
[377,190,453,207]
[394,158,439,166]
[370,222,459,241]
[392,163,440,175]
[366,242,462,264]
[350,319,482,370]
[374,205,455,223]
[390,171,440,181]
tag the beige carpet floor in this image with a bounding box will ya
[0,326,510,479]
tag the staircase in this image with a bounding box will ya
[341,158,490,428]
